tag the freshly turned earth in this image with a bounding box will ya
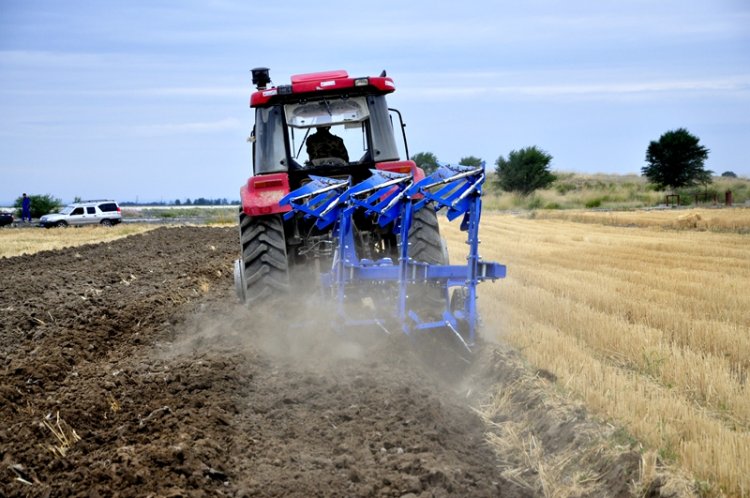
[0,227,645,497]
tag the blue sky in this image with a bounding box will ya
[1,0,748,204]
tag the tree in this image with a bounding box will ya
[495,146,555,195]
[696,168,714,193]
[459,155,483,167]
[642,128,710,190]
[13,193,62,218]
[721,171,737,178]
[410,151,439,174]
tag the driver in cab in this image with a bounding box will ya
[306,126,349,165]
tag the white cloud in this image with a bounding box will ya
[133,117,243,136]
[397,76,750,101]
[136,86,247,97]
[0,50,107,68]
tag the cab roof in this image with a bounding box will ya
[250,70,395,108]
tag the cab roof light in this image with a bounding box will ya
[354,78,369,86]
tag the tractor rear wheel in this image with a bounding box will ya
[407,207,448,318]
[408,208,447,266]
[237,212,289,305]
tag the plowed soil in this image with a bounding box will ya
[1,227,652,497]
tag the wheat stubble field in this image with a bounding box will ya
[442,209,750,496]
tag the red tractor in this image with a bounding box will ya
[234,68,504,351]
[235,68,445,307]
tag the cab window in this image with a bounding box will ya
[284,96,371,166]
[71,207,84,215]
[254,106,288,174]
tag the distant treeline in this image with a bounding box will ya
[120,198,240,206]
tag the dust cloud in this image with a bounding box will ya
[165,292,386,364]
[160,279,489,400]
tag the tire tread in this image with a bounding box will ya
[239,213,289,304]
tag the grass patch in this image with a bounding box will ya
[122,206,238,225]
[0,224,158,258]
[483,172,750,211]
[532,207,750,233]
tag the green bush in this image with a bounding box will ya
[585,198,602,208]
[554,183,577,195]
[495,146,555,195]
[14,193,62,218]
[527,195,544,209]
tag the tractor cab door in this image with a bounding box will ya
[387,107,409,165]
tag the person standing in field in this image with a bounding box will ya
[21,193,32,223]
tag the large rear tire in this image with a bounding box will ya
[237,212,289,305]
[408,207,447,266]
[407,208,448,318]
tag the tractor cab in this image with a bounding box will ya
[248,68,412,189]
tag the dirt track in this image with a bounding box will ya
[1,227,653,497]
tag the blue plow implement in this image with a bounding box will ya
[279,163,505,351]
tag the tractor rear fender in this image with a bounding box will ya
[240,173,292,216]
[376,160,425,182]
[376,160,425,199]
